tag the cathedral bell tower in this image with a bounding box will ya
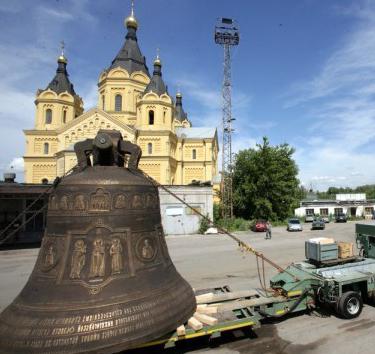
[97,2,150,126]
[136,54,174,132]
[34,45,83,130]
[135,53,176,185]
[24,45,83,184]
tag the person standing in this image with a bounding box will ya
[265,221,272,239]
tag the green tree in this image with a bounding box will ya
[317,184,375,200]
[232,137,300,221]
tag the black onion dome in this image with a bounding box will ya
[109,19,150,76]
[144,58,168,96]
[45,56,76,95]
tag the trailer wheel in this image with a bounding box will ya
[337,291,363,319]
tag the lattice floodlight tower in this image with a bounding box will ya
[215,18,239,219]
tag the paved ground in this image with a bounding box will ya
[1,220,375,353]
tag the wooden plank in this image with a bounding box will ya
[195,292,214,304]
[193,312,218,326]
[197,306,218,315]
[196,290,260,304]
[176,325,186,336]
[188,317,203,331]
[196,304,207,309]
[215,295,285,313]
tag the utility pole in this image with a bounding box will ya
[214,18,239,218]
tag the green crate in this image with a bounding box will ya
[305,241,338,262]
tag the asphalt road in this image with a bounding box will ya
[1,220,375,354]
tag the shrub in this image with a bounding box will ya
[216,217,250,232]
[198,215,210,234]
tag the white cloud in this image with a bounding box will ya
[39,7,74,22]
[0,0,97,182]
[80,81,98,110]
[8,158,24,172]
[176,76,259,153]
[284,1,375,190]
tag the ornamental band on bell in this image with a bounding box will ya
[48,190,161,212]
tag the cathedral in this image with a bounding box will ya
[23,6,218,186]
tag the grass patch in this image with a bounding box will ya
[215,217,251,232]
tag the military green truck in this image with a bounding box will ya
[141,224,375,349]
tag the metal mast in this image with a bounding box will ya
[215,18,239,218]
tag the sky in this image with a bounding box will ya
[0,0,375,191]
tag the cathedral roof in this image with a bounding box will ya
[174,92,189,122]
[109,14,150,76]
[143,57,168,96]
[175,127,216,139]
[44,56,76,95]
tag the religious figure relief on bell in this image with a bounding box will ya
[90,188,110,211]
[50,195,58,210]
[132,194,143,208]
[60,195,69,210]
[89,238,106,278]
[110,238,123,274]
[114,194,127,209]
[43,244,56,269]
[136,238,156,262]
[70,240,86,279]
[146,194,157,209]
[74,194,86,211]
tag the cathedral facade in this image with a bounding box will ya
[24,7,218,185]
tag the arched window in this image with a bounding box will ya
[102,95,105,110]
[163,111,166,123]
[62,110,67,124]
[115,94,122,112]
[45,109,52,124]
[149,110,154,125]
[41,178,48,184]
[148,143,153,154]
[44,143,49,155]
[192,149,197,160]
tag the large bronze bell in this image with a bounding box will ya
[0,130,196,354]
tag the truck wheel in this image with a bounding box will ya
[337,291,363,319]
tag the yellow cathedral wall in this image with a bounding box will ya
[24,66,218,186]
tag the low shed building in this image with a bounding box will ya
[295,193,375,219]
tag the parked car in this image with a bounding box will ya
[305,215,314,222]
[311,217,325,230]
[321,216,330,223]
[287,218,303,231]
[252,220,267,232]
[335,213,347,223]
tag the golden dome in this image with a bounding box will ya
[125,14,138,29]
[154,56,161,66]
[124,1,138,29]
[58,55,67,64]
[58,41,67,64]
[154,48,161,66]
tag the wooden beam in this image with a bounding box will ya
[188,317,203,331]
[193,312,218,326]
[176,325,186,336]
[196,290,260,304]
[196,305,218,315]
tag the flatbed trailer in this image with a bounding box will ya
[137,224,375,350]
